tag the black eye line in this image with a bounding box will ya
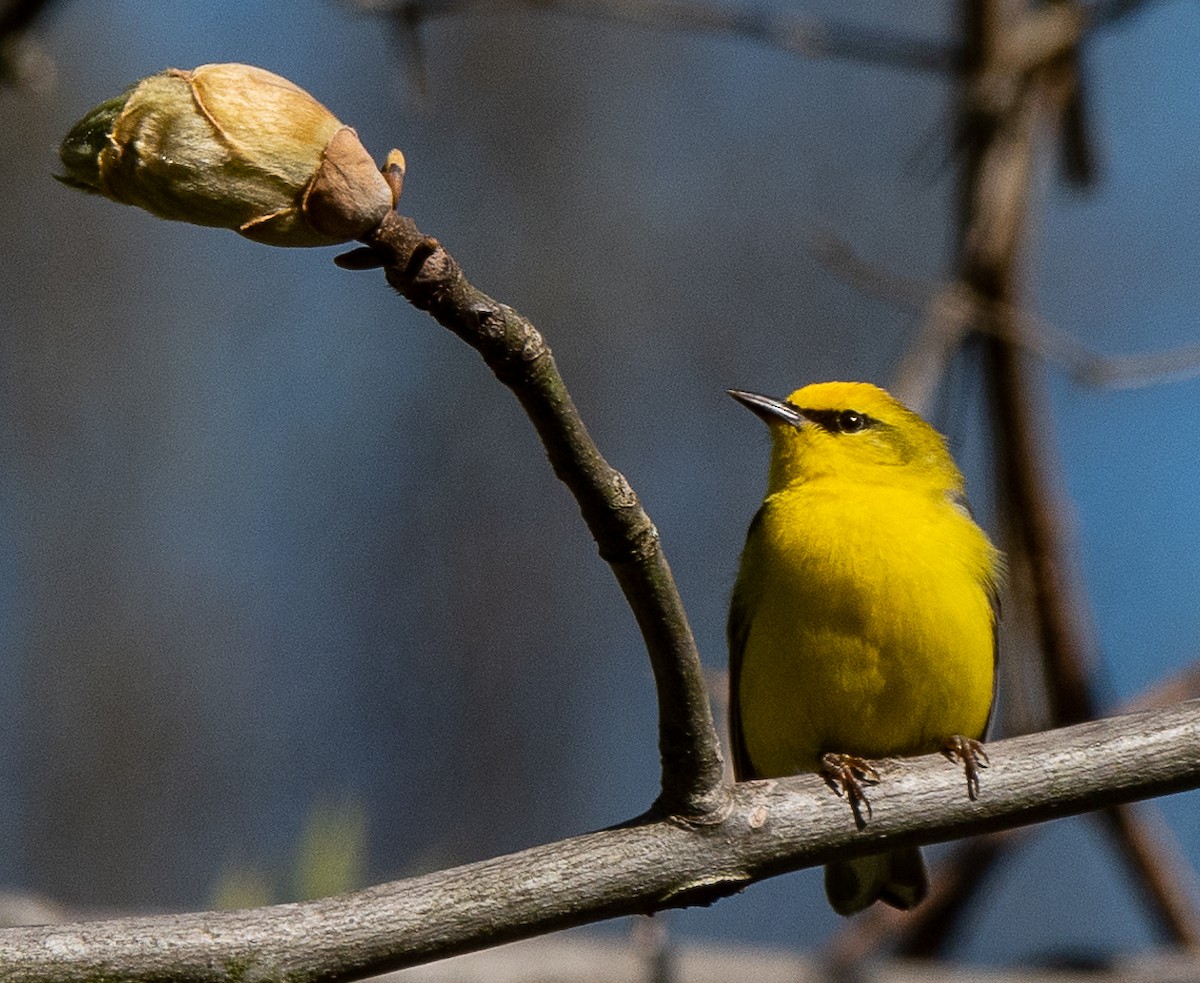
[796,407,880,435]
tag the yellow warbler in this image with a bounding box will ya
[727,381,999,916]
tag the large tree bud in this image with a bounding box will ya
[57,63,394,247]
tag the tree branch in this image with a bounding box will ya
[825,829,1023,963]
[355,0,957,74]
[1084,0,1182,29]
[2,701,1198,982]
[825,657,1200,961]
[348,211,727,818]
[813,232,1200,408]
[0,0,57,86]
[0,0,53,41]
[950,0,1200,946]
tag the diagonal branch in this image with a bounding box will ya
[2,701,1198,983]
[354,0,957,74]
[814,233,1200,403]
[1084,0,1182,28]
[353,0,1186,89]
[0,0,57,85]
[0,0,54,39]
[351,212,727,818]
[825,829,1023,964]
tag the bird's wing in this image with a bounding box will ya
[983,573,1002,739]
[727,505,765,781]
[949,486,1003,740]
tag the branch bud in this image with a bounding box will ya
[57,63,394,247]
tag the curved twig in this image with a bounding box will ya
[350,211,727,818]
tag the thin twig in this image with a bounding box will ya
[352,0,1185,87]
[816,233,1200,398]
[1084,0,1179,28]
[352,212,727,818]
[354,0,957,74]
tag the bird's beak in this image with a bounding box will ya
[727,389,805,428]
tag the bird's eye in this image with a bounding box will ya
[838,410,867,433]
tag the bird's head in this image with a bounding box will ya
[729,381,964,496]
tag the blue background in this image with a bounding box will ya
[0,0,1198,965]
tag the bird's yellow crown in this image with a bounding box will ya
[756,381,964,497]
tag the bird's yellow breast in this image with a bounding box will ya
[734,477,996,778]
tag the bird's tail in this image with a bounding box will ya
[824,847,928,916]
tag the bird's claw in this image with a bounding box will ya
[820,752,880,828]
[942,735,989,800]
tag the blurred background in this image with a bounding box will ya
[0,0,1198,970]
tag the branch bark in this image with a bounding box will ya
[2,701,1198,983]
[350,212,727,818]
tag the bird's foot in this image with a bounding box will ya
[942,735,989,800]
[820,752,880,829]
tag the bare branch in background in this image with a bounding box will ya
[948,0,1200,950]
[1073,345,1200,389]
[353,0,957,74]
[352,0,1185,84]
[1098,803,1200,945]
[815,233,1200,404]
[330,932,1200,983]
[809,232,934,310]
[888,287,977,416]
[826,830,1024,964]
[0,0,57,87]
[1123,660,1200,713]
[0,892,69,929]
[0,0,53,43]
[388,1,432,106]
[1085,0,1180,28]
